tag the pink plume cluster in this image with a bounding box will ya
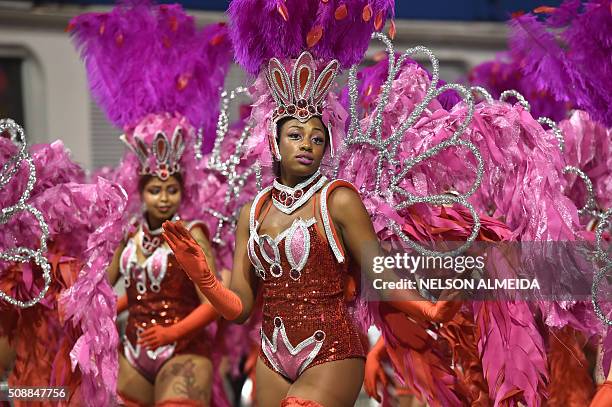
[0,136,128,404]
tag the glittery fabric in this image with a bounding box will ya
[252,194,365,381]
[123,231,212,382]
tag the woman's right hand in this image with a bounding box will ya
[389,288,462,323]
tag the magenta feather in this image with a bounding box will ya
[340,55,461,120]
[545,0,581,27]
[559,110,612,212]
[70,1,231,131]
[468,55,569,122]
[508,1,612,127]
[228,0,394,75]
[509,14,573,106]
[0,136,128,404]
[474,301,548,406]
[58,178,128,406]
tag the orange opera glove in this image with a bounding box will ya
[162,221,243,320]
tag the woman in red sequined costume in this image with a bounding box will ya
[69,2,233,405]
[106,165,219,407]
[161,50,461,407]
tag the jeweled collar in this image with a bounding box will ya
[140,213,179,256]
[272,170,327,215]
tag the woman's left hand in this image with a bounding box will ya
[138,325,177,349]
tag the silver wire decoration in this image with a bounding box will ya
[537,117,565,152]
[412,80,610,321]
[493,88,566,153]
[592,208,612,325]
[194,127,204,161]
[0,118,51,308]
[526,105,612,325]
[563,166,598,217]
[205,87,259,245]
[470,86,493,103]
[499,89,531,111]
[553,134,612,326]
[346,33,481,257]
[514,94,612,325]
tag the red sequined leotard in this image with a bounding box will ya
[248,176,365,381]
[120,219,212,382]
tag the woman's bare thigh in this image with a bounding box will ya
[154,354,213,404]
[287,358,365,407]
[117,352,154,405]
[255,357,291,406]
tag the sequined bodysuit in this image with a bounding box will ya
[120,219,212,382]
[248,178,365,381]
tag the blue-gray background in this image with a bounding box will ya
[43,0,563,21]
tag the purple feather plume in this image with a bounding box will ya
[228,0,395,75]
[468,54,569,122]
[508,1,612,127]
[341,55,461,116]
[70,1,232,131]
[509,14,573,106]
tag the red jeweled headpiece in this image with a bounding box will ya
[264,51,339,161]
[120,113,187,181]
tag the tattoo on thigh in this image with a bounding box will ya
[159,360,208,400]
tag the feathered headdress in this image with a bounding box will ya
[228,0,395,166]
[70,0,232,180]
[70,0,232,214]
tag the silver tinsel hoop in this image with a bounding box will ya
[346,33,481,258]
[0,118,51,308]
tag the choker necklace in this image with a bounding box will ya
[272,170,327,214]
[140,213,179,256]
